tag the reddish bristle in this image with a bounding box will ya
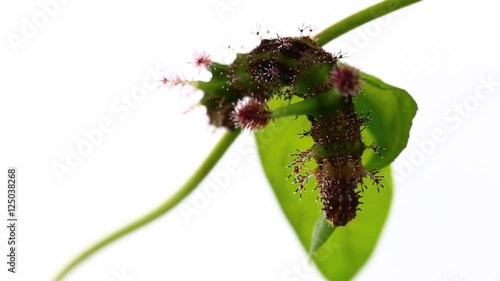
[193,52,212,69]
[332,65,363,97]
[233,98,271,130]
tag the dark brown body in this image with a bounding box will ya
[309,98,367,226]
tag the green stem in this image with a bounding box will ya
[314,0,421,47]
[54,130,241,281]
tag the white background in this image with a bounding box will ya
[1,0,500,280]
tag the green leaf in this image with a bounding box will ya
[255,97,393,281]
[309,217,335,258]
[355,73,418,170]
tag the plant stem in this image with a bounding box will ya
[54,130,241,281]
[314,0,421,47]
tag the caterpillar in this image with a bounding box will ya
[185,34,383,227]
[305,98,382,226]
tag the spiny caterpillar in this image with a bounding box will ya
[169,34,383,227]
